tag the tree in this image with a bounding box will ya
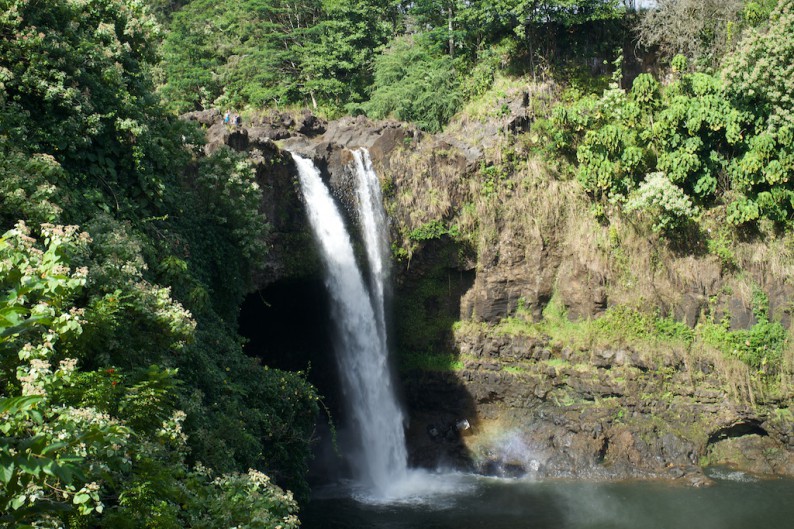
[0,0,191,219]
[363,35,462,132]
[161,0,397,112]
[299,0,396,107]
[635,0,776,70]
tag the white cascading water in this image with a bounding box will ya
[351,148,389,350]
[292,152,408,498]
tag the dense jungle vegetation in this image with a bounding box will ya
[1,0,792,527]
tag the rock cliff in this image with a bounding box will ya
[190,107,793,484]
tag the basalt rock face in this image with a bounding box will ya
[403,330,794,484]
[190,109,793,483]
[198,112,420,288]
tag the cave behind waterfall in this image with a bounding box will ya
[238,278,340,410]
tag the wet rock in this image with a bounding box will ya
[180,108,220,126]
[297,112,327,136]
[667,466,685,479]
[688,475,714,487]
[248,125,292,143]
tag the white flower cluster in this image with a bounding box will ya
[624,172,699,232]
[17,357,51,396]
[157,410,189,445]
[145,283,196,346]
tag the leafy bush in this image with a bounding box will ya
[408,219,460,242]
[0,150,63,227]
[363,36,463,132]
[592,305,695,345]
[0,223,121,524]
[702,286,787,372]
[550,8,794,228]
[624,172,699,233]
[2,2,321,525]
[701,320,786,372]
[0,0,192,219]
[0,222,313,527]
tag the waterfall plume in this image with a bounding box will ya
[292,152,407,498]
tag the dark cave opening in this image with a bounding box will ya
[707,420,769,445]
[238,278,341,413]
[238,277,356,483]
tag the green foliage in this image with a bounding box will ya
[1,1,321,526]
[479,160,513,197]
[399,352,464,372]
[410,0,622,53]
[461,39,516,100]
[484,297,695,353]
[161,0,396,112]
[0,0,193,219]
[408,220,460,242]
[187,468,301,529]
[73,215,196,369]
[191,149,268,262]
[550,11,794,228]
[743,0,778,25]
[592,305,695,345]
[158,0,625,127]
[706,230,738,270]
[363,35,462,132]
[0,220,314,528]
[0,223,129,525]
[722,0,794,161]
[0,150,64,228]
[701,318,787,372]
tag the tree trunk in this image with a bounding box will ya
[448,6,454,58]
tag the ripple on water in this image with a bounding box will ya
[348,470,478,507]
[705,466,759,483]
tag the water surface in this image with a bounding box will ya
[302,472,794,529]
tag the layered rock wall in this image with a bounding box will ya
[190,109,793,483]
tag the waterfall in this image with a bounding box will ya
[351,149,389,350]
[292,152,408,497]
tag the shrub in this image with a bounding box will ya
[363,36,462,133]
[623,172,699,233]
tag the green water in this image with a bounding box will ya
[302,473,794,529]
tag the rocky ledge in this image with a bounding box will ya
[403,329,793,486]
[183,108,793,486]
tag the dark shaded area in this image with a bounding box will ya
[392,237,479,470]
[239,278,341,413]
[393,238,476,359]
[402,371,478,471]
[707,420,769,445]
[238,277,364,486]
